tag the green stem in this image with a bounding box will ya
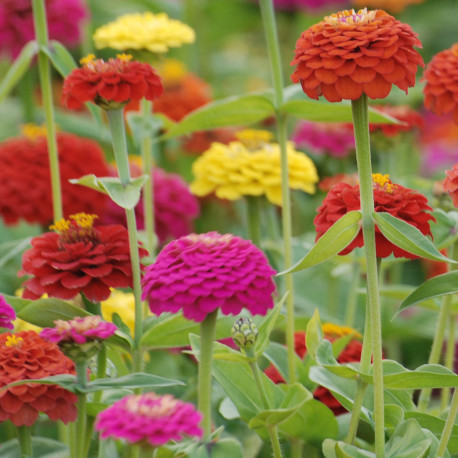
[351,95,384,457]
[437,388,458,457]
[16,426,32,458]
[75,361,87,458]
[140,98,157,259]
[106,109,145,372]
[246,196,262,247]
[198,310,218,440]
[32,0,63,221]
[344,255,361,328]
[441,314,456,410]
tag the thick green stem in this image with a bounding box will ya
[198,310,218,439]
[441,314,456,410]
[140,99,157,258]
[16,426,32,458]
[32,0,63,221]
[75,361,87,458]
[106,109,145,371]
[344,255,361,327]
[437,388,458,457]
[246,196,262,247]
[351,95,384,457]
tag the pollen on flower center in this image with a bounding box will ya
[79,53,96,66]
[324,8,377,26]
[116,53,132,62]
[126,394,179,418]
[50,213,98,244]
[186,232,233,247]
[5,335,24,348]
[372,173,394,192]
[21,123,48,140]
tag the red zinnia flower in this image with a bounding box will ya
[422,44,458,125]
[444,163,458,207]
[291,8,424,102]
[0,127,109,226]
[182,129,237,155]
[314,173,435,258]
[0,330,77,427]
[20,213,147,302]
[369,105,424,136]
[62,54,163,110]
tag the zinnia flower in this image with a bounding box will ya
[95,392,202,446]
[444,163,458,207]
[182,128,237,155]
[190,129,318,205]
[93,12,195,55]
[314,173,435,258]
[292,121,355,158]
[62,54,163,110]
[291,8,424,102]
[0,295,16,329]
[352,0,425,14]
[0,330,77,426]
[422,44,458,124]
[20,213,147,302]
[265,325,362,415]
[142,232,276,322]
[369,104,424,136]
[0,126,109,226]
[0,0,87,60]
[318,173,359,192]
[102,289,136,334]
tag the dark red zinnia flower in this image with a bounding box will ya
[62,54,163,110]
[0,128,109,226]
[20,213,148,302]
[0,330,77,427]
[369,104,424,136]
[291,8,424,102]
[314,173,435,258]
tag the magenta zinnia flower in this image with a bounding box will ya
[95,392,203,447]
[0,295,16,329]
[142,232,276,322]
[0,0,87,60]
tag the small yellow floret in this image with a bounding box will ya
[116,53,133,62]
[322,323,362,339]
[5,335,24,348]
[21,123,48,140]
[372,173,394,192]
[236,129,274,149]
[50,218,71,232]
[325,8,376,26]
[70,213,98,229]
[80,54,96,65]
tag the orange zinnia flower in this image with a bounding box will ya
[352,0,425,14]
[291,8,424,102]
[422,44,458,125]
[369,104,423,136]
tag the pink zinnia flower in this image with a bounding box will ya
[0,0,87,60]
[0,295,16,329]
[95,392,203,446]
[292,121,355,158]
[142,232,276,322]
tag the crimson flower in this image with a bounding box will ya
[62,54,163,110]
[291,8,424,102]
[314,173,435,258]
[0,331,77,427]
[20,213,147,302]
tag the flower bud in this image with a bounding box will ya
[231,317,258,349]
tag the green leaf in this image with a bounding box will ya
[305,308,323,361]
[322,440,375,458]
[396,271,458,316]
[41,40,78,78]
[161,93,275,140]
[106,329,134,352]
[1,294,33,315]
[384,404,404,430]
[126,111,167,147]
[0,236,32,269]
[18,298,90,327]
[385,419,431,458]
[69,175,149,210]
[373,212,455,263]
[0,437,68,458]
[280,211,361,274]
[204,438,244,458]
[0,41,39,103]
[262,341,298,384]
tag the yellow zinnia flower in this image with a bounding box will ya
[93,12,195,54]
[101,289,136,334]
[190,129,318,205]
[322,323,362,339]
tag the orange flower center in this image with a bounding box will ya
[5,335,24,348]
[79,54,134,73]
[372,173,394,193]
[324,8,377,26]
[50,213,98,244]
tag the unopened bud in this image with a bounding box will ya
[231,317,258,349]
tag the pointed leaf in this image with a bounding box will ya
[0,41,39,103]
[396,271,458,316]
[373,212,455,263]
[281,211,361,274]
[385,419,431,458]
[305,308,323,360]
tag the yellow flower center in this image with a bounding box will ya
[324,8,377,26]
[5,335,24,348]
[322,323,362,339]
[126,393,178,418]
[50,213,98,244]
[236,129,274,150]
[372,173,394,192]
[116,53,133,62]
[21,123,48,140]
[80,54,96,66]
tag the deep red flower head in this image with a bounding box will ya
[0,128,109,226]
[314,173,435,258]
[20,213,148,302]
[291,8,424,102]
[142,232,276,322]
[62,54,163,110]
[0,330,77,427]
[444,163,458,207]
[369,104,424,136]
[422,44,458,124]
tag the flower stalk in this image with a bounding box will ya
[16,425,32,458]
[246,196,262,247]
[437,388,458,458]
[75,360,88,458]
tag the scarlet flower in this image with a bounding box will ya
[0,128,109,226]
[62,54,163,110]
[444,163,458,207]
[422,44,458,125]
[369,105,424,136]
[314,174,435,258]
[0,330,77,427]
[182,129,237,155]
[20,213,147,302]
[291,9,424,102]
